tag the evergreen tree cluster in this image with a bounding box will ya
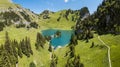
[65,36,84,67]
[0,32,33,67]
[75,0,120,40]
[91,0,120,34]
[20,12,31,22]
[0,22,5,31]
[66,55,84,67]
[39,10,53,19]
[0,10,39,30]
[75,13,93,41]
[30,22,38,29]
[0,11,21,25]
[19,36,33,57]
[67,34,78,58]
[50,53,58,67]
[65,44,84,67]
[35,32,46,50]
[69,7,94,41]
[70,34,78,46]
[48,44,52,52]
[69,44,75,58]
[0,11,20,31]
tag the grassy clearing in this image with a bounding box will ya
[100,34,120,67]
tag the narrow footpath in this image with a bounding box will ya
[98,36,112,67]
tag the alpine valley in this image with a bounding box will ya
[0,0,120,67]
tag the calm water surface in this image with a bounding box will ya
[42,29,73,48]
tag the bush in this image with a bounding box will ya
[90,42,94,48]
[29,62,36,67]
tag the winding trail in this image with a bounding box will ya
[98,36,112,67]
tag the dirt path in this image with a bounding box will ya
[16,63,18,67]
[98,36,112,67]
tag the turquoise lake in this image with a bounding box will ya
[42,29,73,48]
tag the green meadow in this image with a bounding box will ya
[0,0,120,67]
[101,34,120,67]
[1,23,118,67]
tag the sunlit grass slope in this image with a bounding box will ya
[0,26,50,67]
[0,0,16,8]
[39,10,76,30]
[55,34,108,67]
[101,34,120,67]
[0,25,110,67]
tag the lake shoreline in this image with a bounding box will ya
[42,29,73,49]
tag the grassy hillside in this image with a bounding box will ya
[0,1,119,66]
[0,1,38,31]
[0,10,119,66]
[38,9,82,30]
[0,26,50,67]
[0,0,11,4]
[55,34,108,67]
[0,25,110,67]
[0,0,16,8]
[100,34,120,67]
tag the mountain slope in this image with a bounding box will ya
[0,0,16,8]
[0,0,38,30]
[38,8,90,29]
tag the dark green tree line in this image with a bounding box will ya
[91,0,120,34]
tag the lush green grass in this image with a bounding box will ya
[100,34,120,67]
[0,26,52,67]
[0,0,16,8]
[0,1,112,67]
[55,34,109,67]
[0,0,11,3]
[0,24,119,67]
[39,10,75,30]
[0,26,109,67]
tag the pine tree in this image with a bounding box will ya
[70,34,78,45]
[28,37,33,55]
[48,44,52,52]
[69,44,75,58]
[65,55,84,67]
[50,53,58,67]
[4,32,16,67]
[18,43,23,58]
[35,32,46,50]
[11,40,18,63]
[25,37,30,57]
[90,42,94,48]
